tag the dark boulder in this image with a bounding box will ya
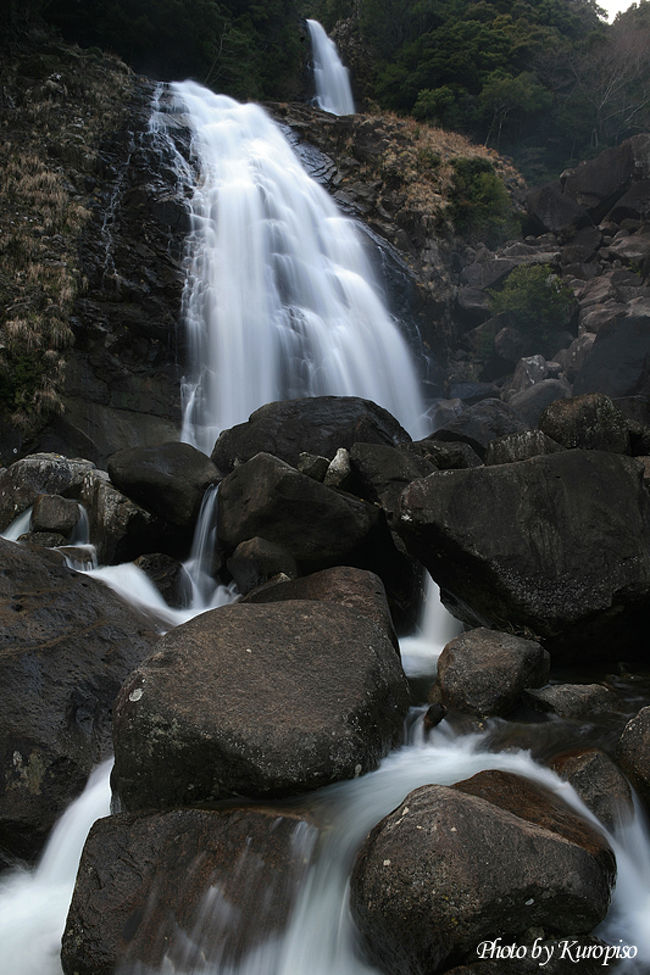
[435,628,549,718]
[539,393,632,454]
[574,310,650,399]
[507,378,572,428]
[226,536,298,594]
[350,775,614,975]
[30,494,81,538]
[399,450,650,660]
[80,469,160,564]
[217,451,419,627]
[0,538,156,865]
[0,453,95,532]
[211,396,411,474]
[430,399,529,460]
[61,805,316,975]
[112,600,409,811]
[616,706,650,811]
[349,442,436,523]
[107,441,220,533]
[551,749,634,831]
[525,182,591,235]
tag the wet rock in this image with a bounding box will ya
[524,684,621,720]
[80,469,160,564]
[435,628,549,718]
[211,396,411,474]
[107,441,220,534]
[399,450,650,660]
[18,530,69,550]
[241,565,398,652]
[226,537,299,594]
[323,447,353,489]
[30,494,81,537]
[525,182,591,235]
[132,552,192,608]
[484,429,564,465]
[61,806,317,975]
[429,398,529,460]
[112,600,409,811]
[0,538,156,865]
[350,776,614,975]
[0,453,95,532]
[539,393,631,454]
[616,705,650,810]
[551,748,634,831]
[296,452,330,480]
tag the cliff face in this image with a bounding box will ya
[0,35,184,466]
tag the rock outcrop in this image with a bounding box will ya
[112,599,409,811]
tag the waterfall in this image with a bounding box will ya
[154,81,426,454]
[306,20,355,117]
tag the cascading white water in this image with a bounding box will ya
[306,19,355,117]
[156,81,426,453]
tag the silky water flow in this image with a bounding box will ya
[1,68,649,974]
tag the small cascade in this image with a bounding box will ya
[0,760,111,975]
[399,573,463,680]
[1,506,32,542]
[306,19,355,117]
[182,483,233,610]
[161,81,426,453]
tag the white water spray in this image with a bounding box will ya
[155,81,425,453]
[306,19,355,117]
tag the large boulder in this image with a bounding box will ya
[435,628,549,717]
[107,441,220,533]
[0,453,95,532]
[350,772,614,975]
[0,539,156,865]
[211,396,412,474]
[112,600,409,811]
[539,393,632,454]
[61,806,316,975]
[574,309,650,399]
[399,450,650,659]
[241,565,398,651]
[551,749,634,831]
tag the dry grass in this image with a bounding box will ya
[0,43,134,430]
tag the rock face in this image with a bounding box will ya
[112,600,409,811]
[551,749,634,831]
[539,392,631,453]
[61,806,317,975]
[0,538,156,865]
[399,449,650,659]
[211,396,412,474]
[350,772,614,975]
[435,628,549,717]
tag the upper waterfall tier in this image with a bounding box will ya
[306,19,355,117]
[156,81,426,453]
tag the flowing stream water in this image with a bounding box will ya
[306,20,355,117]
[1,56,649,975]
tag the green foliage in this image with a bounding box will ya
[43,0,303,99]
[489,263,576,346]
[448,157,518,246]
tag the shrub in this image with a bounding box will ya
[448,156,518,246]
[489,263,577,348]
